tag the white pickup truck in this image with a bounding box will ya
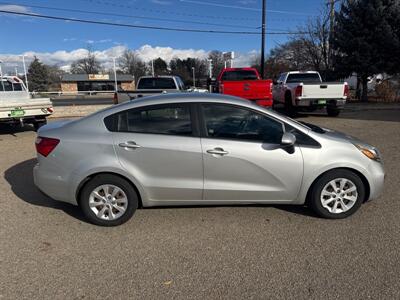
[0,76,53,130]
[272,71,349,117]
[114,75,187,104]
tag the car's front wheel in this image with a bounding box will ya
[309,169,365,219]
[80,174,138,226]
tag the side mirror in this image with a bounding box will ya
[281,132,296,147]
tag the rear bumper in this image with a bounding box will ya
[254,99,273,107]
[33,163,78,205]
[295,98,346,108]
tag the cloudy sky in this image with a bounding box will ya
[0,0,324,73]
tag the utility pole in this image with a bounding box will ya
[112,57,118,92]
[328,0,335,67]
[260,0,266,79]
[0,61,4,92]
[192,67,195,88]
[21,55,29,92]
[207,59,212,78]
[151,60,155,76]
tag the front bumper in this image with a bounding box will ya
[366,161,385,201]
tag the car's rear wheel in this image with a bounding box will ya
[309,169,365,219]
[80,174,138,226]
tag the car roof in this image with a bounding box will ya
[117,92,252,108]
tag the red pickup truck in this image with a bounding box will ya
[216,67,273,107]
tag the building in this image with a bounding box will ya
[61,74,135,93]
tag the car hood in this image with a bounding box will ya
[320,126,371,147]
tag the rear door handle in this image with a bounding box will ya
[206,148,229,156]
[118,141,141,149]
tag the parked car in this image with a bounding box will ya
[114,75,187,104]
[34,93,384,226]
[215,68,273,107]
[272,71,349,116]
[0,76,53,130]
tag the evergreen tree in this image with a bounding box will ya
[333,0,400,101]
[27,56,49,92]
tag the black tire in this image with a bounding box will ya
[285,93,296,117]
[327,107,341,117]
[79,174,138,226]
[33,119,47,131]
[309,169,365,219]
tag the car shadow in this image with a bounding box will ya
[4,158,88,223]
[0,124,34,136]
[4,159,318,222]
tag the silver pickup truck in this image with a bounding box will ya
[114,75,187,104]
[0,76,53,130]
[272,71,349,117]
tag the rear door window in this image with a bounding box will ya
[105,104,193,136]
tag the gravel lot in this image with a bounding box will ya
[1,105,399,299]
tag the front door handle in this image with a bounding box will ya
[206,148,229,156]
[118,141,141,149]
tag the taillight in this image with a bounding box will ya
[47,107,54,113]
[295,85,303,98]
[35,137,60,157]
[113,92,118,104]
[219,83,224,94]
[344,84,349,97]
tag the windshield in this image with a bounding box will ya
[221,70,258,81]
[286,73,321,83]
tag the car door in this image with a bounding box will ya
[109,103,203,202]
[199,103,303,202]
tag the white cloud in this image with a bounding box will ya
[0,45,257,73]
[0,4,31,13]
[150,0,172,5]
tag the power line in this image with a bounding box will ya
[81,0,256,21]
[179,0,315,16]
[0,1,258,29]
[0,10,308,35]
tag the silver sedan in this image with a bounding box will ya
[33,94,385,226]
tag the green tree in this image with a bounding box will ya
[153,57,168,75]
[333,0,400,101]
[27,56,49,92]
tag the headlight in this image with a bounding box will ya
[353,143,381,162]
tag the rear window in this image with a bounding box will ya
[221,70,258,81]
[0,81,23,91]
[137,78,177,89]
[286,73,321,83]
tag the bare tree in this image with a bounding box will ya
[118,49,147,80]
[297,7,332,78]
[70,47,102,74]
